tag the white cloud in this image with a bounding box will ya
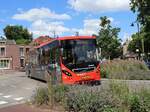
[13,8,71,21]
[31,20,70,37]
[71,17,114,35]
[68,0,130,13]
[72,19,100,35]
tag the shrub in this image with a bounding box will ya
[32,87,49,105]
[101,60,150,80]
[129,89,150,112]
[32,80,150,112]
[64,91,119,112]
[101,65,109,78]
[61,82,150,112]
[53,84,69,103]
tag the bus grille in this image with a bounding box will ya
[72,67,95,73]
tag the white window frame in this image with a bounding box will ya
[0,58,11,69]
[20,47,24,56]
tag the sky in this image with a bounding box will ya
[0,0,137,41]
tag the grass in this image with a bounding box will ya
[101,60,150,80]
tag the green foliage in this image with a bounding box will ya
[109,81,150,112]
[129,89,150,112]
[130,0,150,29]
[96,16,122,59]
[3,25,32,45]
[128,33,141,53]
[63,82,150,112]
[16,38,31,45]
[101,60,150,80]
[130,0,150,56]
[33,81,150,112]
[32,87,49,106]
[53,84,69,103]
[128,30,150,58]
[64,89,119,112]
[100,64,109,78]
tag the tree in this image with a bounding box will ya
[130,0,150,30]
[96,16,122,59]
[130,0,150,56]
[128,33,141,52]
[3,25,33,45]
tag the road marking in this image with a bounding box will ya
[3,95,12,98]
[14,97,24,101]
[0,101,8,105]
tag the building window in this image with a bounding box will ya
[20,48,24,56]
[0,60,10,69]
[0,47,5,56]
[0,42,6,45]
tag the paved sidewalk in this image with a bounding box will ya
[0,104,64,112]
[0,104,48,112]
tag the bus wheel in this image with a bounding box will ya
[95,80,101,86]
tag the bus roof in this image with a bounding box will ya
[35,39,56,48]
[57,36,96,40]
[35,36,96,48]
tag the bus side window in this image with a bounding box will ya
[50,48,55,64]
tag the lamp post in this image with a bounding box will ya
[136,48,139,60]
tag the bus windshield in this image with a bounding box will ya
[61,39,97,66]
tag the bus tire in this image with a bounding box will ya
[95,80,101,86]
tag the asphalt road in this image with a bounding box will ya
[0,71,46,109]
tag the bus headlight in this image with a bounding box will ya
[62,70,72,77]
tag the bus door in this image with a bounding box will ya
[49,47,61,84]
[32,49,45,80]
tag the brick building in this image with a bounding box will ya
[0,39,30,70]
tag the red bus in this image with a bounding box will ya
[26,36,101,85]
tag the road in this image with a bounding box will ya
[0,71,46,108]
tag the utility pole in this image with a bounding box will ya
[137,22,145,59]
